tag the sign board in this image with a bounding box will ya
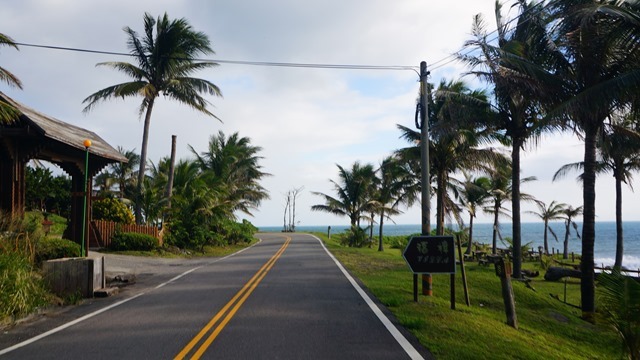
[403,236,456,274]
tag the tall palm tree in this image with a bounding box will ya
[456,173,491,255]
[526,200,567,255]
[460,0,562,278]
[110,147,140,200]
[374,155,418,252]
[397,79,504,236]
[311,162,376,229]
[83,12,222,224]
[485,163,538,254]
[560,205,583,260]
[546,0,640,322]
[0,32,22,124]
[191,131,270,217]
[553,118,640,268]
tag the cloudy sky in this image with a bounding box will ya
[1,0,635,227]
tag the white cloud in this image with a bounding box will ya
[2,0,635,228]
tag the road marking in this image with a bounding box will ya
[0,239,263,356]
[310,234,425,360]
[175,236,291,360]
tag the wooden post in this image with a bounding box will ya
[457,235,470,306]
[495,257,518,329]
[422,274,432,296]
[413,274,418,302]
[450,273,456,310]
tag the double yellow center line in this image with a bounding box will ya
[174,237,291,360]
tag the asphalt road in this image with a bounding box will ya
[0,233,431,359]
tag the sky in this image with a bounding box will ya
[1,0,636,227]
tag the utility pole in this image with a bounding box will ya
[419,61,432,295]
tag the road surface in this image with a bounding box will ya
[0,233,430,359]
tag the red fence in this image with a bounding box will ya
[89,220,162,248]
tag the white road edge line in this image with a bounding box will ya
[310,235,425,360]
[0,238,263,356]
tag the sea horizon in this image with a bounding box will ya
[258,221,640,270]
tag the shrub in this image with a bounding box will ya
[342,226,369,247]
[110,232,158,251]
[93,198,134,224]
[0,252,49,319]
[34,237,81,265]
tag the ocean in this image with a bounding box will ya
[258,221,640,270]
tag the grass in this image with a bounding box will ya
[316,232,623,360]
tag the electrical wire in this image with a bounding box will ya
[14,42,418,72]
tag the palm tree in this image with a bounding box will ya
[397,79,504,236]
[554,118,640,268]
[191,131,270,217]
[311,162,376,230]
[456,173,491,255]
[0,32,22,124]
[83,12,222,224]
[110,147,140,200]
[545,0,640,321]
[460,0,565,279]
[485,163,538,254]
[560,205,583,260]
[374,155,418,251]
[526,200,567,255]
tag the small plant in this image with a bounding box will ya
[0,252,49,320]
[34,237,81,265]
[93,198,135,224]
[110,232,159,251]
[342,226,369,247]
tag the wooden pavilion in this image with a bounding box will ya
[0,91,127,251]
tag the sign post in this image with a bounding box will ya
[403,236,456,307]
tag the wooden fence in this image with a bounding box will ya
[90,220,162,248]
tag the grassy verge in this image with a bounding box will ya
[315,232,622,360]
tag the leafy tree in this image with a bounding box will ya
[526,200,566,255]
[25,166,55,211]
[0,32,22,124]
[311,162,377,245]
[456,173,491,255]
[374,155,417,251]
[560,205,582,260]
[598,269,640,360]
[191,131,270,217]
[83,12,222,223]
[460,0,561,278]
[92,198,135,224]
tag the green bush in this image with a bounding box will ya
[0,252,49,319]
[35,237,81,265]
[110,232,158,251]
[93,198,134,224]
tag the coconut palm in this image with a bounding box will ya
[374,155,418,251]
[598,268,640,360]
[311,162,376,230]
[560,205,583,260]
[191,131,270,217]
[553,117,640,268]
[397,79,504,236]
[485,163,538,254]
[526,200,567,255]
[459,0,563,278]
[83,12,222,224]
[545,0,640,321]
[456,173,491,255]
[0,32,22,124]
[109,147,140,200]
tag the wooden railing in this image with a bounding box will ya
[90,220,162,248]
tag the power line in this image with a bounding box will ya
[14,42,418,72]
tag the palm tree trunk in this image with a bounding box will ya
[563,220,570,259]
[492,202,499,254]
[378,211,385,252]
[466,214,474,255]
[581,126,598,322]
[543,221,549,255]
[614,175,624,269]
[135,99,155,224]
[512,138,523,278]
